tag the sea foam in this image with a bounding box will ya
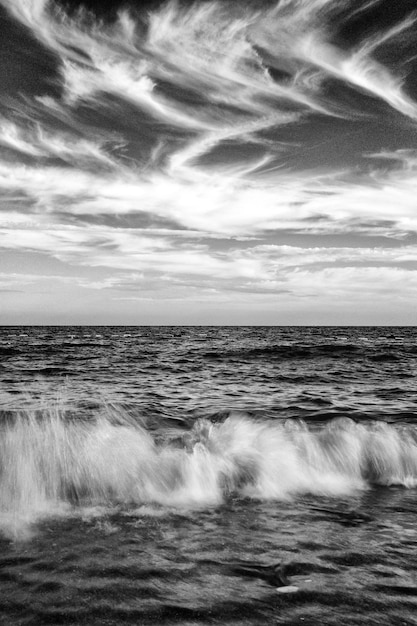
[1,409,416,539]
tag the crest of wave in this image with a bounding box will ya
[1,407,417,540]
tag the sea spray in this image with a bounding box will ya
[1,408,417,539]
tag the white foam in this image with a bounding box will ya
[1,410,416,539]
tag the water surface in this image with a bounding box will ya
[1,326,416,625]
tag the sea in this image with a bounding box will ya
[0,326,416,626]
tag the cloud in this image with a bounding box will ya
[1,0,417,321]
[1,220,416,296]
[280,266,417,302]
[2,151,417,239]
[2,0,417,175]
[254,0,417,119]
[0,116,120,167]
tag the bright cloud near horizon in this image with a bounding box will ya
[1,0,417,324]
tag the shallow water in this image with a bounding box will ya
[0,326,417,625]
[2,490,417,625]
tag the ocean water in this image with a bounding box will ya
[0,326,417,625]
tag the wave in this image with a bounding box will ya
[1,410,416,539]
[201,343,417,362]
[18,367,73,376]
[203,344,362,360]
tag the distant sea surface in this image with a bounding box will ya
[1,326,417,625]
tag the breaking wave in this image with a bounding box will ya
[1,409,417,539]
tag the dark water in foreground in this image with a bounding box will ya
[0,327,417,625]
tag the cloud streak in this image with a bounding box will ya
[0,0,417,322]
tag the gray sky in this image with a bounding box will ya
[1,0,417,325]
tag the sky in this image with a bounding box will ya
[0,0,417,325]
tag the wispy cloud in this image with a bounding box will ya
[0,116,120,168]
[2,153,417,236]
[254,0,417,119]
[0,0,417,321]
